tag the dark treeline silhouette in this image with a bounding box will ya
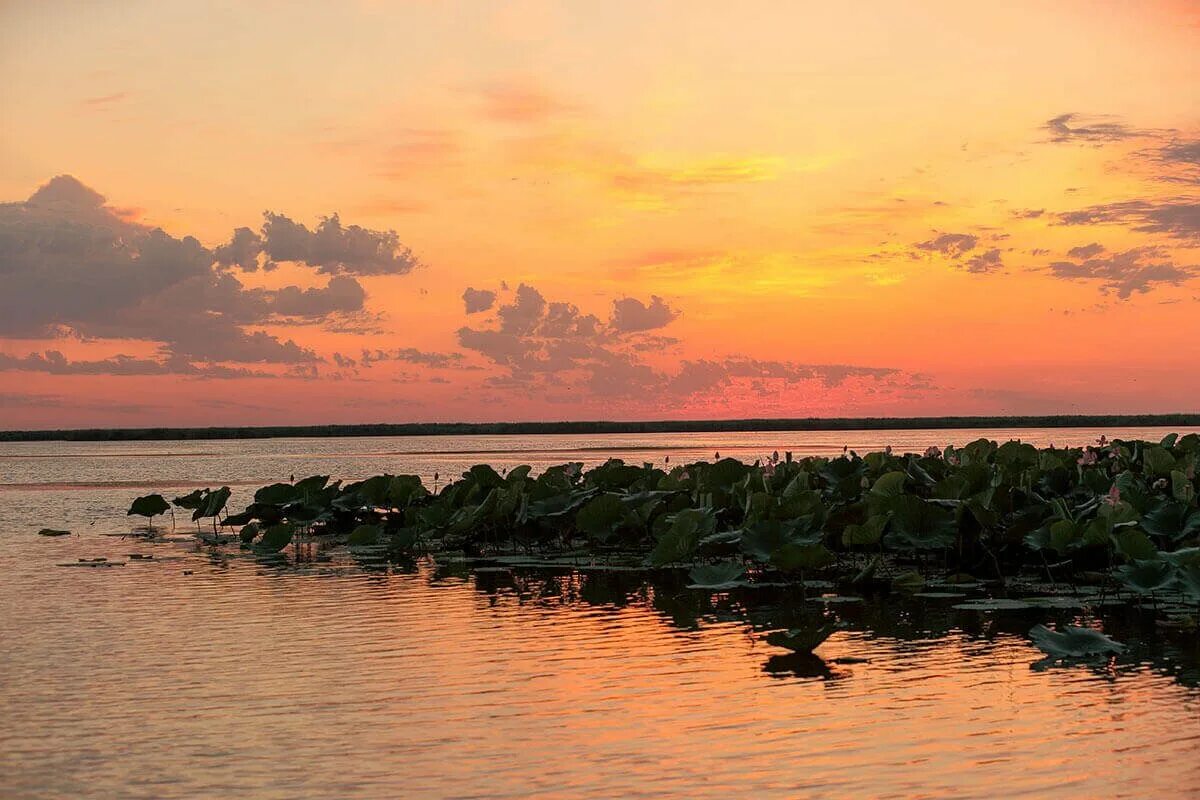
[2,414,1197,442]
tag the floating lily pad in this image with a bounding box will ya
[952,598,1034,611]
[37,529,71,537]
[1028,624,1124,658]
[765,624,840,652]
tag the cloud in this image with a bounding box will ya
[914,233,978,258]
[964,248,1003,274]
[1054,199,1200,240]
[259,212,418,275]
[462,287,497,314]
[1046,246,1194,298]
[358,348,464,368]
[610,295,679,333]
[0,350,269,377]
[267,275,366,317]
[458,283,902,403]
[477,80,576,123]
[0,175,421,375]
[1043,113,1141,143]
[1067,242,1106,259]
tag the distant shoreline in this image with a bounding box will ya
[1,414,1196,442]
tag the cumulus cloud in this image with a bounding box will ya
[610,295,678,333]
[914,233,978,258]
[1046,246,1194,298]
[0,175,421,376]
[259,212,418,276]
[457,283,902,402]
[462,287,497,314]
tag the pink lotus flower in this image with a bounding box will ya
[885,445,893,456]
[1104,485,1121,506]
[924,445,942,459]
[1097,435,1108,446]
[1077,450,1098,466]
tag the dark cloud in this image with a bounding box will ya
[0,175,422,376]
[213,226,265,271]
[1047,246,1194,298]
[267,275,366,317]
[358,348,464,368]
[0,350,269,377]
[1043,113,1141,143]
[462,287,497,314]
[610,295,678,333]
[964,248,1003,274]
[914,233,978,258]
[1067,243,1106,259]
[1054,199,1200,240]
[260,212,418,276]
[1132,137,1200,185]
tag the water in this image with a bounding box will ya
[2,428,1199,799]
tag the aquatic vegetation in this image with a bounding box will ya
[123,433,1200,626]
[126,494,170,527]
[1028,624,1125,658]
[37,528,71,537]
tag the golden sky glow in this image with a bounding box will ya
[1,1,1198,427]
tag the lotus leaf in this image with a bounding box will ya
[1028,624,1124,658]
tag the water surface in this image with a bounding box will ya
[2,428,1198,798]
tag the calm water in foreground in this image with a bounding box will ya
[2,428,1199,799]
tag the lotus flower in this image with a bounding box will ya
[924,445,942,459]
[1104,485,1121,506]
[1078,450,1098,466]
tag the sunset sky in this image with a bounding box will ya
[1,1,1198,428]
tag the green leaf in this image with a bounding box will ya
[192,487,231,521]
[1141,502,1200,543]
[1111,527,1158,561]
[127,494,170,519]
[1114,559,1175,593]
[38,528,71,537]
[254,483,297,505]
[687,562,747,589]
[238,523,260,543]
[575,493,630,541]
[770,543,832,572]
[1028,624,1124,658]
[1143,446,1176,479]
[347,524,382,546]
[892,570,925,592]
[649,509,715,566]
[842,514,888,547]
[883,496,957,550]
[255,523,294,553]
[172,489,207,510]
[765,624,838,653]
[1171,470,1196,504]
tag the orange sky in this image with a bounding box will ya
[1,1,1198,428]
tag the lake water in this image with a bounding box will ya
[2,428,1199,798]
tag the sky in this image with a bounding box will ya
[1,0,1198,428]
